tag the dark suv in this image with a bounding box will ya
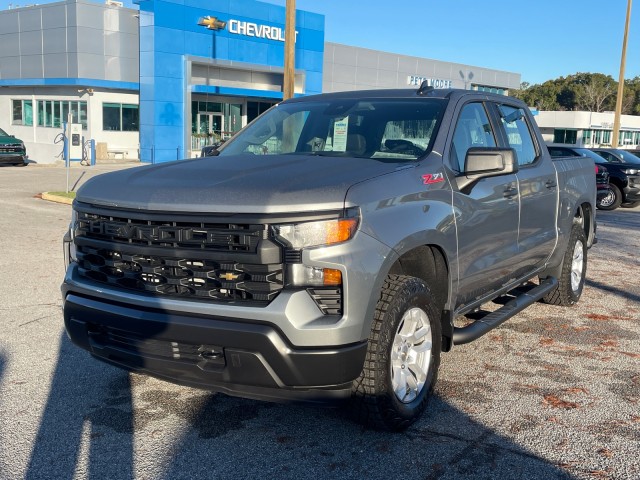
[546,145,612,209]
[590,148,640,209]
[0,127,27,166]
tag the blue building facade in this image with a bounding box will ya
[135,0,325,163]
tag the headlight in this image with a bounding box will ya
[273,216,359,249]
[275,213,358,288]
[624,168,639,175]
[65,209,78,265]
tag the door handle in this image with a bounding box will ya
[545,180,557,189]
[503,186,518,198]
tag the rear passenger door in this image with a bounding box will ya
[495,104,558,272]
[449,101,520,308]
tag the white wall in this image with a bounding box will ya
[1,86,140,164]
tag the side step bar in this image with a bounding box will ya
[452,277,558,345]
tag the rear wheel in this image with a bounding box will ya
[596,184,622,210]
[543,223,587,306]
[350,275,441,431]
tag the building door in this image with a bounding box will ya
[197,113,224,140]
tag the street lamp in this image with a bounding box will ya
[283,0,296,100]
[612,0,632,148]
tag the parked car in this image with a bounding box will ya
[590,148,640,209]
[546,145,612,209]
[0,127,27,166]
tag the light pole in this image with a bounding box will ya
[612,0,632,148]
[283,0,296,100]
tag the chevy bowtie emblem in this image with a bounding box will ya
[198,16,227,30]
[220,272,240,281]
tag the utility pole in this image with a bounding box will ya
[613,0,632,148]
[283,0,296,100]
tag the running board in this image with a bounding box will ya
[452,277,558,345]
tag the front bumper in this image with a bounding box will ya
[63,293,367,403]
[624,175,640,202]
[0,153,26,164]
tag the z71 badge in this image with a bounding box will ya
[422,173,445,185]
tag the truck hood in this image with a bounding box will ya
[76,154,406,213]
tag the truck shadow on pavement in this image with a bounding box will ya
[25,333,134,480]
[24,333,574,480]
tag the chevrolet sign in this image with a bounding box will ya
[197,15,297,42]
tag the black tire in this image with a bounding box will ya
[596,184,622,210]
[621,201,640,208]
[350,274,441,431]
[543,223,587,306]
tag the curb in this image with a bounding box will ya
[41,192,74,205]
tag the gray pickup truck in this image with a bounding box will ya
[62,86,596,430]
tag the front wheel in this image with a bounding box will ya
[596,184,622,210]
[543,223,587,306]
[350,275,441,431]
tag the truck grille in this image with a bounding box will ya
[0,144,23,153]
[74,209,283,304]
[76,211,265,252]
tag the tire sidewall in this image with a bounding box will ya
[597,184,622,210]
[378,279,441,424]
[566,224,587,304]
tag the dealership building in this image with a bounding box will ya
[0,0,520,164]
[535,110,640,148]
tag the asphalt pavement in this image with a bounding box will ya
[0,163,638,480]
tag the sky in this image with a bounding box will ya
[1,0,638,85]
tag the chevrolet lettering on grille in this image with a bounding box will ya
[79,220,236,246]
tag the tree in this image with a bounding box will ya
[510,73,629,113]
[571,73,616,112]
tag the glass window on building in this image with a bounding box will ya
[553,129,577,144]
[37,100,87,129]
[472,85,506,96]
[12,100,33,126]
[582,129,592,146]
[593,130,602,145]
[247,101,277,123]
[102,103,139,131]
[602,130,611,144]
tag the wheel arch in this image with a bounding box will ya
[386,244,453,351]
[577,202,596,248]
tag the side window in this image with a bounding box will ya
[450,103,496,172]
[499,105,537,166]
[598,152,618,163]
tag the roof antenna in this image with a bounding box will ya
[417,80,435,96]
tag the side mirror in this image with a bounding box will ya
[456,147,518,191]
[201,145,220,157]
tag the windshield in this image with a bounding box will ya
[573,148,608,163]
[218,98,446,161]
[0,128,8,136]
[617,150,640,164]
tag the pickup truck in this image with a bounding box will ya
[62,86,596,430]
[0,127,27,166]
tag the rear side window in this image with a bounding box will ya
[499,105,537,166]
[450,103,496,172]
[548,147,580,158]
[595,151,619,163]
